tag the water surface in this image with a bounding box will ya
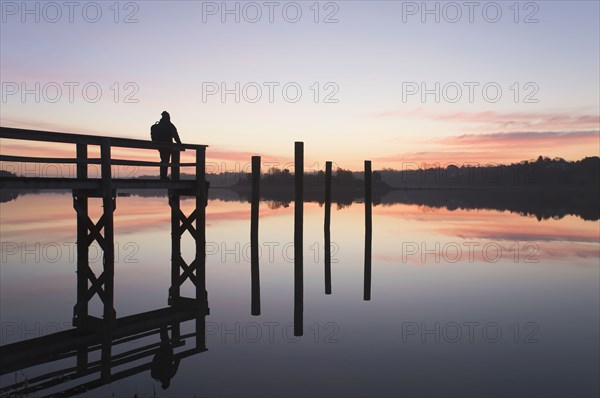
[1,191,598,397]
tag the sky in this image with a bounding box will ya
[1,0,599,172]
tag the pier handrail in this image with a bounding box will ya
[0,126,207,151]
[0,126,208,172]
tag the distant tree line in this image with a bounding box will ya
[378,156,600,188]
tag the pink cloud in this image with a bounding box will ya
[375,130,599,165]
[441,130,599,148]
[374,109,600,131]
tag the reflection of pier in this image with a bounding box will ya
[0,127,209,394]
[0,308,207,396]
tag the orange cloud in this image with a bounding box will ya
[441,130,599,148]
[374,109,600,131]
[375,130,599,166]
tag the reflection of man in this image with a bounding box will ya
[151,326,180,389]
[155,111,182,180]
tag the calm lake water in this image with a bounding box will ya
[1,191,599,397]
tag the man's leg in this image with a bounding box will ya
[159,150,170,179]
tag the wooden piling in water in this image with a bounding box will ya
[75,143,88,371]
[364,160,372,301]
[324,161,332,295]
[294,142,304,336]
[195,147,208,348]
[251,156,261,316]
[100,138,115,381]
[196,147,207,304]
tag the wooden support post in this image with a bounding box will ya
[100,138,115,381]
[294,142,304,336]
[172,150,181,181]
[364,160,372,301]
[169,199,181,305]
[169,149,182,308]
[196,147,207,307]
[324,161,332,295]
[168,150,183,340]
[251,156,261,315]
[75,144,89,322]
[100,139,115,323]
[75,143,88,370]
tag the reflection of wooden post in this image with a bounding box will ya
[294,142,304,336]
[196,315,207,351]
[251,156,261,316]
[324,161,332,295]
[364,160,372,301]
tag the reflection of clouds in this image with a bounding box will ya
[372,242,525,265]
[3,194,598,266]
[539,244,600,260]
[374,241,599,265]
[377,204,598,239]
[376,204,490,221]
[0,195,289,243]
[437,225,599,244]
[373,203,599,264]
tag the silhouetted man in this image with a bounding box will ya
[154,111,182,180]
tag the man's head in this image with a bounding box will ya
[161,111,170,120]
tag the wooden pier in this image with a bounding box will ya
[0,126,210,393]
[0,128,375,395]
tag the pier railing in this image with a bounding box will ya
[0,126,207,190]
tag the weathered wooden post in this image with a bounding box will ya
[364,160,372,301]
[75,142,88,371]
[195,145,208,349]
[169,148,183,342]
[294,142,304,336]
[100,138,115,381]
[169,147,181,307]
[324,161,332,295]
[251,156,261,315]
[196,146,207,306]
[172,149,181,180]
